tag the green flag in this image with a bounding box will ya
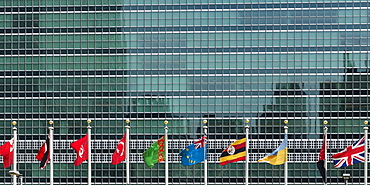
[142,136,165,168]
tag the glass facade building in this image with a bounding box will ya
[1,0,370,184]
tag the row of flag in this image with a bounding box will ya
[0,124,368,185]
[0,132,364,169]
[0,133,126,168]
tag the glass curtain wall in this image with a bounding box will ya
[0,0,370,184]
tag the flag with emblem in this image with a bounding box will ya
[219,138,246,165]
[258,133,288,165]
[332,136,365,168]
[70,134,89,166]
[142,136,165,168]
[0,138,14,168]
[180,135,207,166]
[111,133,126,165]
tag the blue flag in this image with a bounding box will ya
[179,136,207,166]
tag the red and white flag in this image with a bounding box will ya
[36,136,50,169]
[70,134,89,166]
[111,133,126,165]
[0,139,14,168]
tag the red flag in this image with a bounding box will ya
[70,134,89,166]
[36,136,50,169]
[0,139,14,168]
[317,132,327,183]
[111,134,126,165]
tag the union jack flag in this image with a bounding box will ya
[193,135,207,149]
[332,136,365,168]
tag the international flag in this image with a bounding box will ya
[219,138,246,166]
[258,134,288,165]
[111,133,126,165]
[0,139,14,168]
[316,132,327,183]
[142,136,165,168]
[332,136,365,168]
[36,136,50,169]
[70,134,89,166]
[179,135,207,166]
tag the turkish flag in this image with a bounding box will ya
[0,139,14,168]
[111,134,126,165]
[70,134,89,166]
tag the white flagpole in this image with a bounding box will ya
[164,120,169,185]
[323,120,328,185]
[203,120,208,185]
[87,119,92,185]
[125,119,131,185]
[49,120,54,185]
[283,120,289,185]
[364,120,368,185]
[245,119,250,185]
[11,121,18,185]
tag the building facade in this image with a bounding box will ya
[1,0,370,184]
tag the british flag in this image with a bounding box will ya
[193,135,207,149]
[332,136,365,168]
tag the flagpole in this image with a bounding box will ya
[49,120,54,185]
[87,119,92,185]
[203,120,208,185]
[245,119,250,185]
[323,120,328,185]
[164,120,169,185]
[364,120,368,185]
[11,121,18,185]
[125,119,130,185]
[283,120,288,185]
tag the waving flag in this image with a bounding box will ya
[111,134,126,165]
[142,136,165,168]
[219,138,246,165]
[36,136,50,169]
[332,136,365,168]
[180,135,207,166]
[0,139,14,168]
[70,134,89,166]
[258,134,288,165]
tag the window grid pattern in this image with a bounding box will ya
[0,0,370,184]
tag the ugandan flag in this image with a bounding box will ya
[219,138,246,166]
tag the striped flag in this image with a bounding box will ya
[36,135,50,169]
[219,138,246,165]
[257,134,288,165]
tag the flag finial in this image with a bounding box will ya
[284,120,288,124]
[364,120,368,125]
[164,120,168,125]
[12,121,17,126]
[203,119,207,124]
[245,119,250,129]
[125,119,130,124]
[87,119,92,124]
[49,120,54,125]
[323,120,328,125]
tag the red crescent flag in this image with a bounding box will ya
[111,133,126,165]
[70,134,89,166]
[0,139,14,168]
